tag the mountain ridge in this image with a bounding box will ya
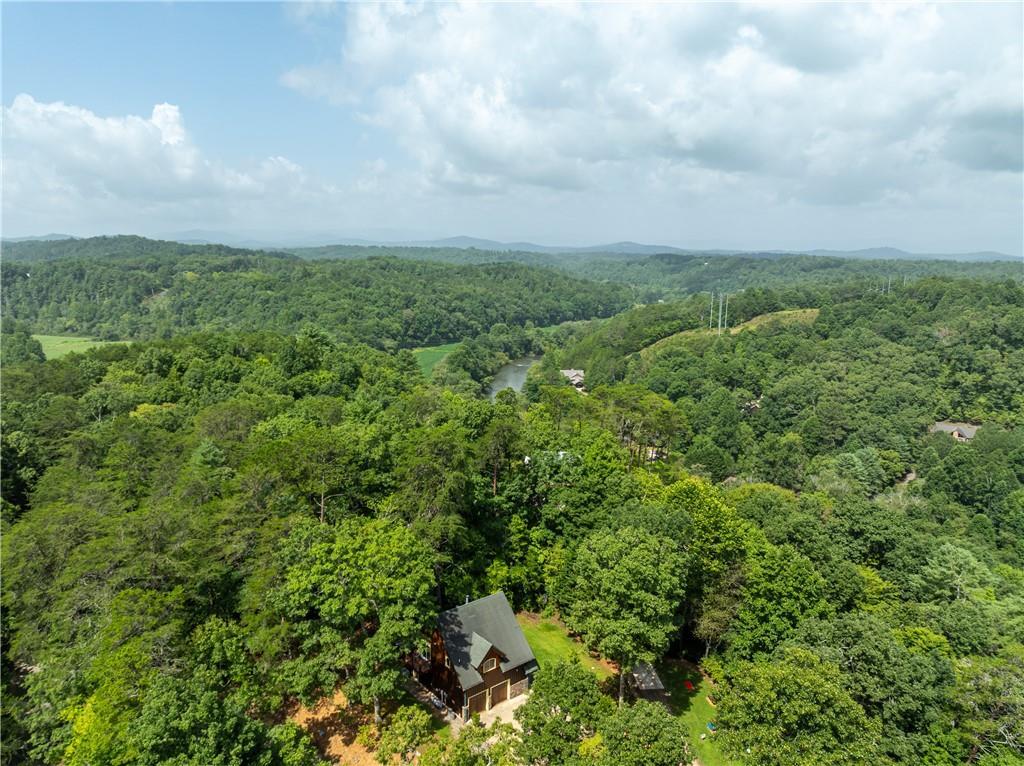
[3,231,1018,262]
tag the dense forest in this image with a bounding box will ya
[1,237,628,347]
[3,238,1019,351]
[2,240,1023,766]
[289,243,1021,299]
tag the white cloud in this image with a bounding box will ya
[2,94,338,234]
[2,2,1020,253]
[283,1,1022,209]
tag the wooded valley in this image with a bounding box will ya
[2,237,1022,766]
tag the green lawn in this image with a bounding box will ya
[515,616,731,763]
[412,342,460,376]
[516,613,615,682]
[33,334,128,359]
[658,660,734,766]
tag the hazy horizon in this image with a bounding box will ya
[3,2,1023,255]
[4,229,1022,260]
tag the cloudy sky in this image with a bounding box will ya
[3,2,1022,254]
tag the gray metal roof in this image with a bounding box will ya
[437,591,539,690]
[631,662,665,691]
[929,420,980,438]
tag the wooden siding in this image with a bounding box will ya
[420,632,530,717]
[425,629,465,710]
[461,645,526,701]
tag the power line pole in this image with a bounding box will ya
[718,293,724,335]
[709,292,714,329]
[724,294,729,331]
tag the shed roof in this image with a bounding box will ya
[437,592,538,690]
[630,661,665,691]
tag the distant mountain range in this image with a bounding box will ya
[3,231,1019,262]
[3,233,77,243]
[804,247,1019,263]
[305,237,1019,262]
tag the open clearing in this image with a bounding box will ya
[659,660,735,766]
[516,614,733,766]
[33,334,128,359]
[289,688,377,766]
[290,686,448,765]
[733,307,819,331]
[412,342,460,375]
[640,308,819,358]
[516,613,616,681]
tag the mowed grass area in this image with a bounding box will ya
[640,307,820,358]
[732,307,819,332]
[412,342,460,376]
[516,615,732,764]
[659,660,735,766]
[33,334,129,359]
[516,613,615,682]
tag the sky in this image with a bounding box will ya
[2,1,1023,254]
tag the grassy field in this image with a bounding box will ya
[515,615,731,763]
[33,334,128,359]
[659,660,734,766]
[412,342,460,376]
[516,613,615,681]
[640,307,819,358]
[732,307,819,332]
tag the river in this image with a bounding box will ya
[486,356,541,401]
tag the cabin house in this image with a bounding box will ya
[560,369,586,391]
[413,592,538,719]
[929,421,979,443]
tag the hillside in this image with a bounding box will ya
[285,243,1022,301]
[0,237,630,348]
[3,275,1022,766]
[2,234,280,263]
[639,308,820,357]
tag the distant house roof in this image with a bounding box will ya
[929,421,979,439]
[560,369,585,386]
[437,592,538,689]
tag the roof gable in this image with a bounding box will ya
[437,591,538,690]
[468,632,494,668]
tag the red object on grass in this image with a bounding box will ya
[684,680,695,691]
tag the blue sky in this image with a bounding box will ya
[3,2,1023,254]
[3,3,388,189]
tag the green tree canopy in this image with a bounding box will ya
[565,526,685,703]
[718,647,883,766]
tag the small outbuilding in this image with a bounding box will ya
[630,661,665,692]
[629,661,671,706]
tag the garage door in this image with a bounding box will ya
[490,680,508,706]
[467,690,487,715]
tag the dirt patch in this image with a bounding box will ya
[288,689,378,766]
[517,611,542,626]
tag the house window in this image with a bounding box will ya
[482,658,497,673]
